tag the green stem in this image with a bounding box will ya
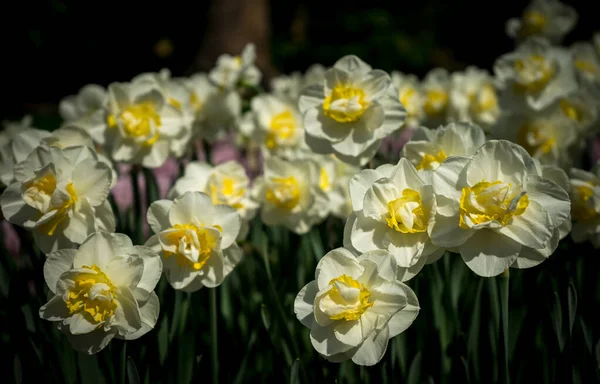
[119,341,127,384]
[499,268,510,384]
[210,288,219,384]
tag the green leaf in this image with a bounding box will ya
[14,354,22,384]
[77,353,102,384]
[567,282,577,337]
[260,304,271,331]
[170,291,183,342]
[579,318,592,354]
[233,331,257,384]
[551,291,564,352]
[126,357,140,384]
[158,316,169,366]
[290,358,300,384]
[467,278,484,382]
[407,353,421,384]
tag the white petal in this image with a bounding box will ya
[66,312,98,335]
[294,281,318,328]
[212,204,241,248]
[334,320,363,347]
[389,158,424,190]
[432,156,470,200]
[316,248,364,290]
[459,230,521,277]
[75,232,133,271]
[525,175,571,227]
[39,295,69,321]
[169,191,213,225]
[121,291,160,340]
[362,180,399,221]
[43,249,77,293]
[466,140,537,186]
[66,328,116,355]
[386,284,420,338]
[1,182,36,226]
[71,159,112,206]
[105,256,144,288]
[350,325,389,366]
[310,322,354,357]
[349,169,386,211]
[222,243,242,277]
[113,287,142,335]
[498,201,553,249]
[147,199,173,234]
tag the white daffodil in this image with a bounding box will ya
[538,163,572,250]
[248,94,305,158]
[1,145,115,254]
[570,43,600,94]
[105,81,189,167]
[506,0,577,43]
[0,117,48,186]
[421,68,451,127]
[344,158,443,282]
[299,55,406,166]
[167,161,258,239]
[271,72,304,102]
[294,247,419,366]
[253,157,327,234]
[209,43,261,89]
[494,37,576,112]
[430,140,571,276]
[554,90,598,135]
[39,232,162,354]
[448,67,500,130]
[58,84,108,144]
[569,166,600,247]
[391,72,424,129]
[145,191,242,292]
[402,122,487,173]
[491,104,578,168]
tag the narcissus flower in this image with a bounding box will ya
[402,122,487,174]
[299,55,406,166]
[252,157,327,234]
[105,81,188,168]
[494,38,576,112]
[167,161,258,238]
[570,43,600,94]
[506,0,577,43]
[59,84,108,144]
[390,72,424,129]
[430,140,571,276]
[271,64,326,103]
[448,67,500,130]
[209,43,261,89]
[294,248,419,366]
[39,232,162,354]
[1,145,115,254]
[145,191,242,292]
[344,158,443,282]
[421,68,451,127]
[569,166,600,247]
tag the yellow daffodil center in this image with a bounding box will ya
[207,175,246,210]
[266,110,296,149]
[513,55,555,94]
[38,182,78,236]
[66,264,117,324]
[520,10,546,37]
[319,168,331,192]
[516,122,556,156]
[574,59,600,76]
[107,114,117,128]
[571,183,598,221]
[168,97,182,110]
[470,84,499,115]
[385,188,428,233]
[559,99,582,122]
[323,84,368,123]
[424,89,448,116]
[459,180,529,228]
[265,176,300,210]
[162,224,219,270]
[325,275,373,321]
[120,102,161,146]
[190,92,203,113]
[417,149,447,171]
[399,87,420,117]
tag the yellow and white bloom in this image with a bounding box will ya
[105,81,188,168]
[247,93,306,158]
[0,117,48,186]
[569,166,600,247]
[1,145,115,254]
[299,55,406,166]
[421,68,451,126]
[391,72,424,129]
[344,159,443,282]
[402,122,487,173]
[570,43,600,94]
[555,90,599,135]
[448,67,500,130]
[430,140,571,276]
[506,0,577,43]
[491,104,578,167]
[59,84,108,144]
[167,161,258,239]
[39,232,162,354]
[294,248,419,366]
[494,38,576,111]
[145,191,242,291]
[209,43,261,89]
[252,157,327,234]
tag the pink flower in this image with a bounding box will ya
[1,220,21,258]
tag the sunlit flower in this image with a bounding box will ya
[271,64,327,103]
[145,191,242,291]
[570,43,600,94]
[252,157,327,234]
[506,0,577,43]
[1,145,116,254]
[494,37,576,111]
[294,247,419,366]
[430,140,571,276]
[402,122,486,173]
[167,160,258,239]
[554,90,599,135]
[59,84,108,144]
[344,158,443,282]
[0,117,47,186]
[421,68,451,127]
[299,55,406,166]
[104,81,188,168]
[448,67,500,130]
[39,232,162,354]
[311,154,360,220]
[390,72,424,129]
[209,43,261,89]
[569,166,600,247]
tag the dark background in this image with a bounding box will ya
[0,0,597,122]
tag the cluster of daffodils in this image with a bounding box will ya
[2,0,600,365]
